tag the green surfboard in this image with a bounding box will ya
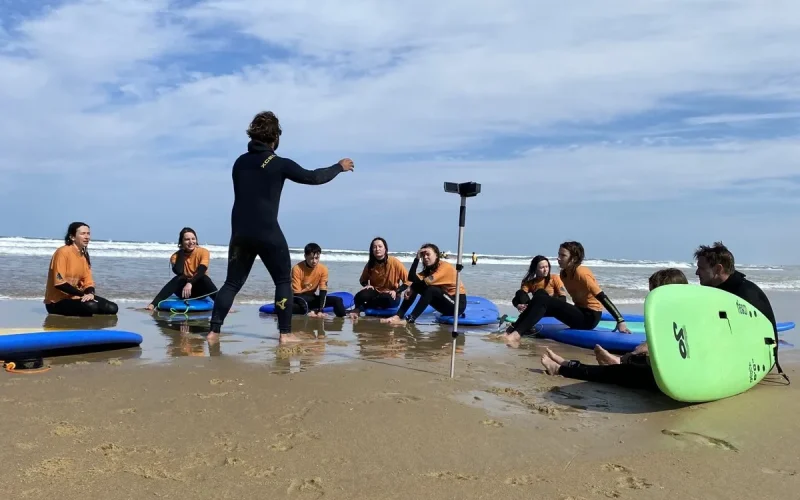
[644,284,776,403]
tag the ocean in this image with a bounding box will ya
[2,236,798,307]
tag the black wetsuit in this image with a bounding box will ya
[149,252,218,308]
[394,258,467,323]
[209,140,345,334]
[45,287,119,317]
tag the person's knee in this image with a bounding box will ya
[533,289,550,298]
[104,300,119,315]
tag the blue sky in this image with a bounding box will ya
[1,0,799,264]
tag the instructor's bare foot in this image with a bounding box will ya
[541,355,561,375]
[206,332,219,346]
[279,333,302,344]
[594,345,621,365]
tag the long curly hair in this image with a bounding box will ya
[246,111,282,145]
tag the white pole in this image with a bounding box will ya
[449,196,467,379]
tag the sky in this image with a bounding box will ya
[1,0,799,265]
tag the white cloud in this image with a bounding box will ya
[1,0,800,204]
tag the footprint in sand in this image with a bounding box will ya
[601,463,632,473]
[277,406,312,426]
[51,422,88,437]
[504,475,541,485]
[376,392,423,403]
[762,468,797,476]
[245,466,282,480]
[286,477,324,497]
[421,471,479,481]
[661,429,738,452]
[269,430,319,452]
[481,419,504,428]
[615,476,653,490]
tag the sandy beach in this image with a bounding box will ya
[2,299,800,499]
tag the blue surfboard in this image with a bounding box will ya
[157,295,214,312]
[435,296,500,326]
[259,291,354,314]
[0,328,143,358]
[363,294,435,317]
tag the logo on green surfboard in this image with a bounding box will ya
[672,322,688,359]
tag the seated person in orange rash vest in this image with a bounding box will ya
[291,243,347,318]
[43,222,119,317]
[512,255,566,312]
[380,243,467,326]
[146,227,219,310]
[349,236,408,319]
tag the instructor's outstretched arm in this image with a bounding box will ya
[283,158,354,185]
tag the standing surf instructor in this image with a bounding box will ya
[207,111,354,345]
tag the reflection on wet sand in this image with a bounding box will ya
[351,319,467,360]
[42,313,119,330]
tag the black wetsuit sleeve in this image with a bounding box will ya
[189,265,208,284]
[317,289,328,312]
[282,160,344,185]
[55,283,85,297]
[83,286,96,295]
[596,291,624,323]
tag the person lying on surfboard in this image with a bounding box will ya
[380,243,467,326]
[539,268,688,391]
[349,237,408,319]
[503,241,630,346]
[291,243,347,318]
[145,227,218,311]
[511,255,566,312]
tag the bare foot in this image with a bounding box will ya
[541,355,561,375]
[145,304,154,311]
[279,333,302,344]
[594,345,621,365]
[504,331,521,342]
[206,332,219,346]
[544,347,566,365]
[348,312,360,321]
[380,315,406,325]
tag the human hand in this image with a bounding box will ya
[615,321,631,334]
[403,288,412,299]
[516,304,527,312]
[81,293,95,302]
[387,290,397,300]
[182,283,192,299]
[339,158,354,171]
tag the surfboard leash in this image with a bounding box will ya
[156,291,218,315]
[1,359,51,375]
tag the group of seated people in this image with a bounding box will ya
[44,222,778,392]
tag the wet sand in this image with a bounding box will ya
[2,300,799,498]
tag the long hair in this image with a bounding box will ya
[558,241,585,279]
[419,243,441,276]
[367,237,389,269]
[64,221,91,267]
[522,255,551,287]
